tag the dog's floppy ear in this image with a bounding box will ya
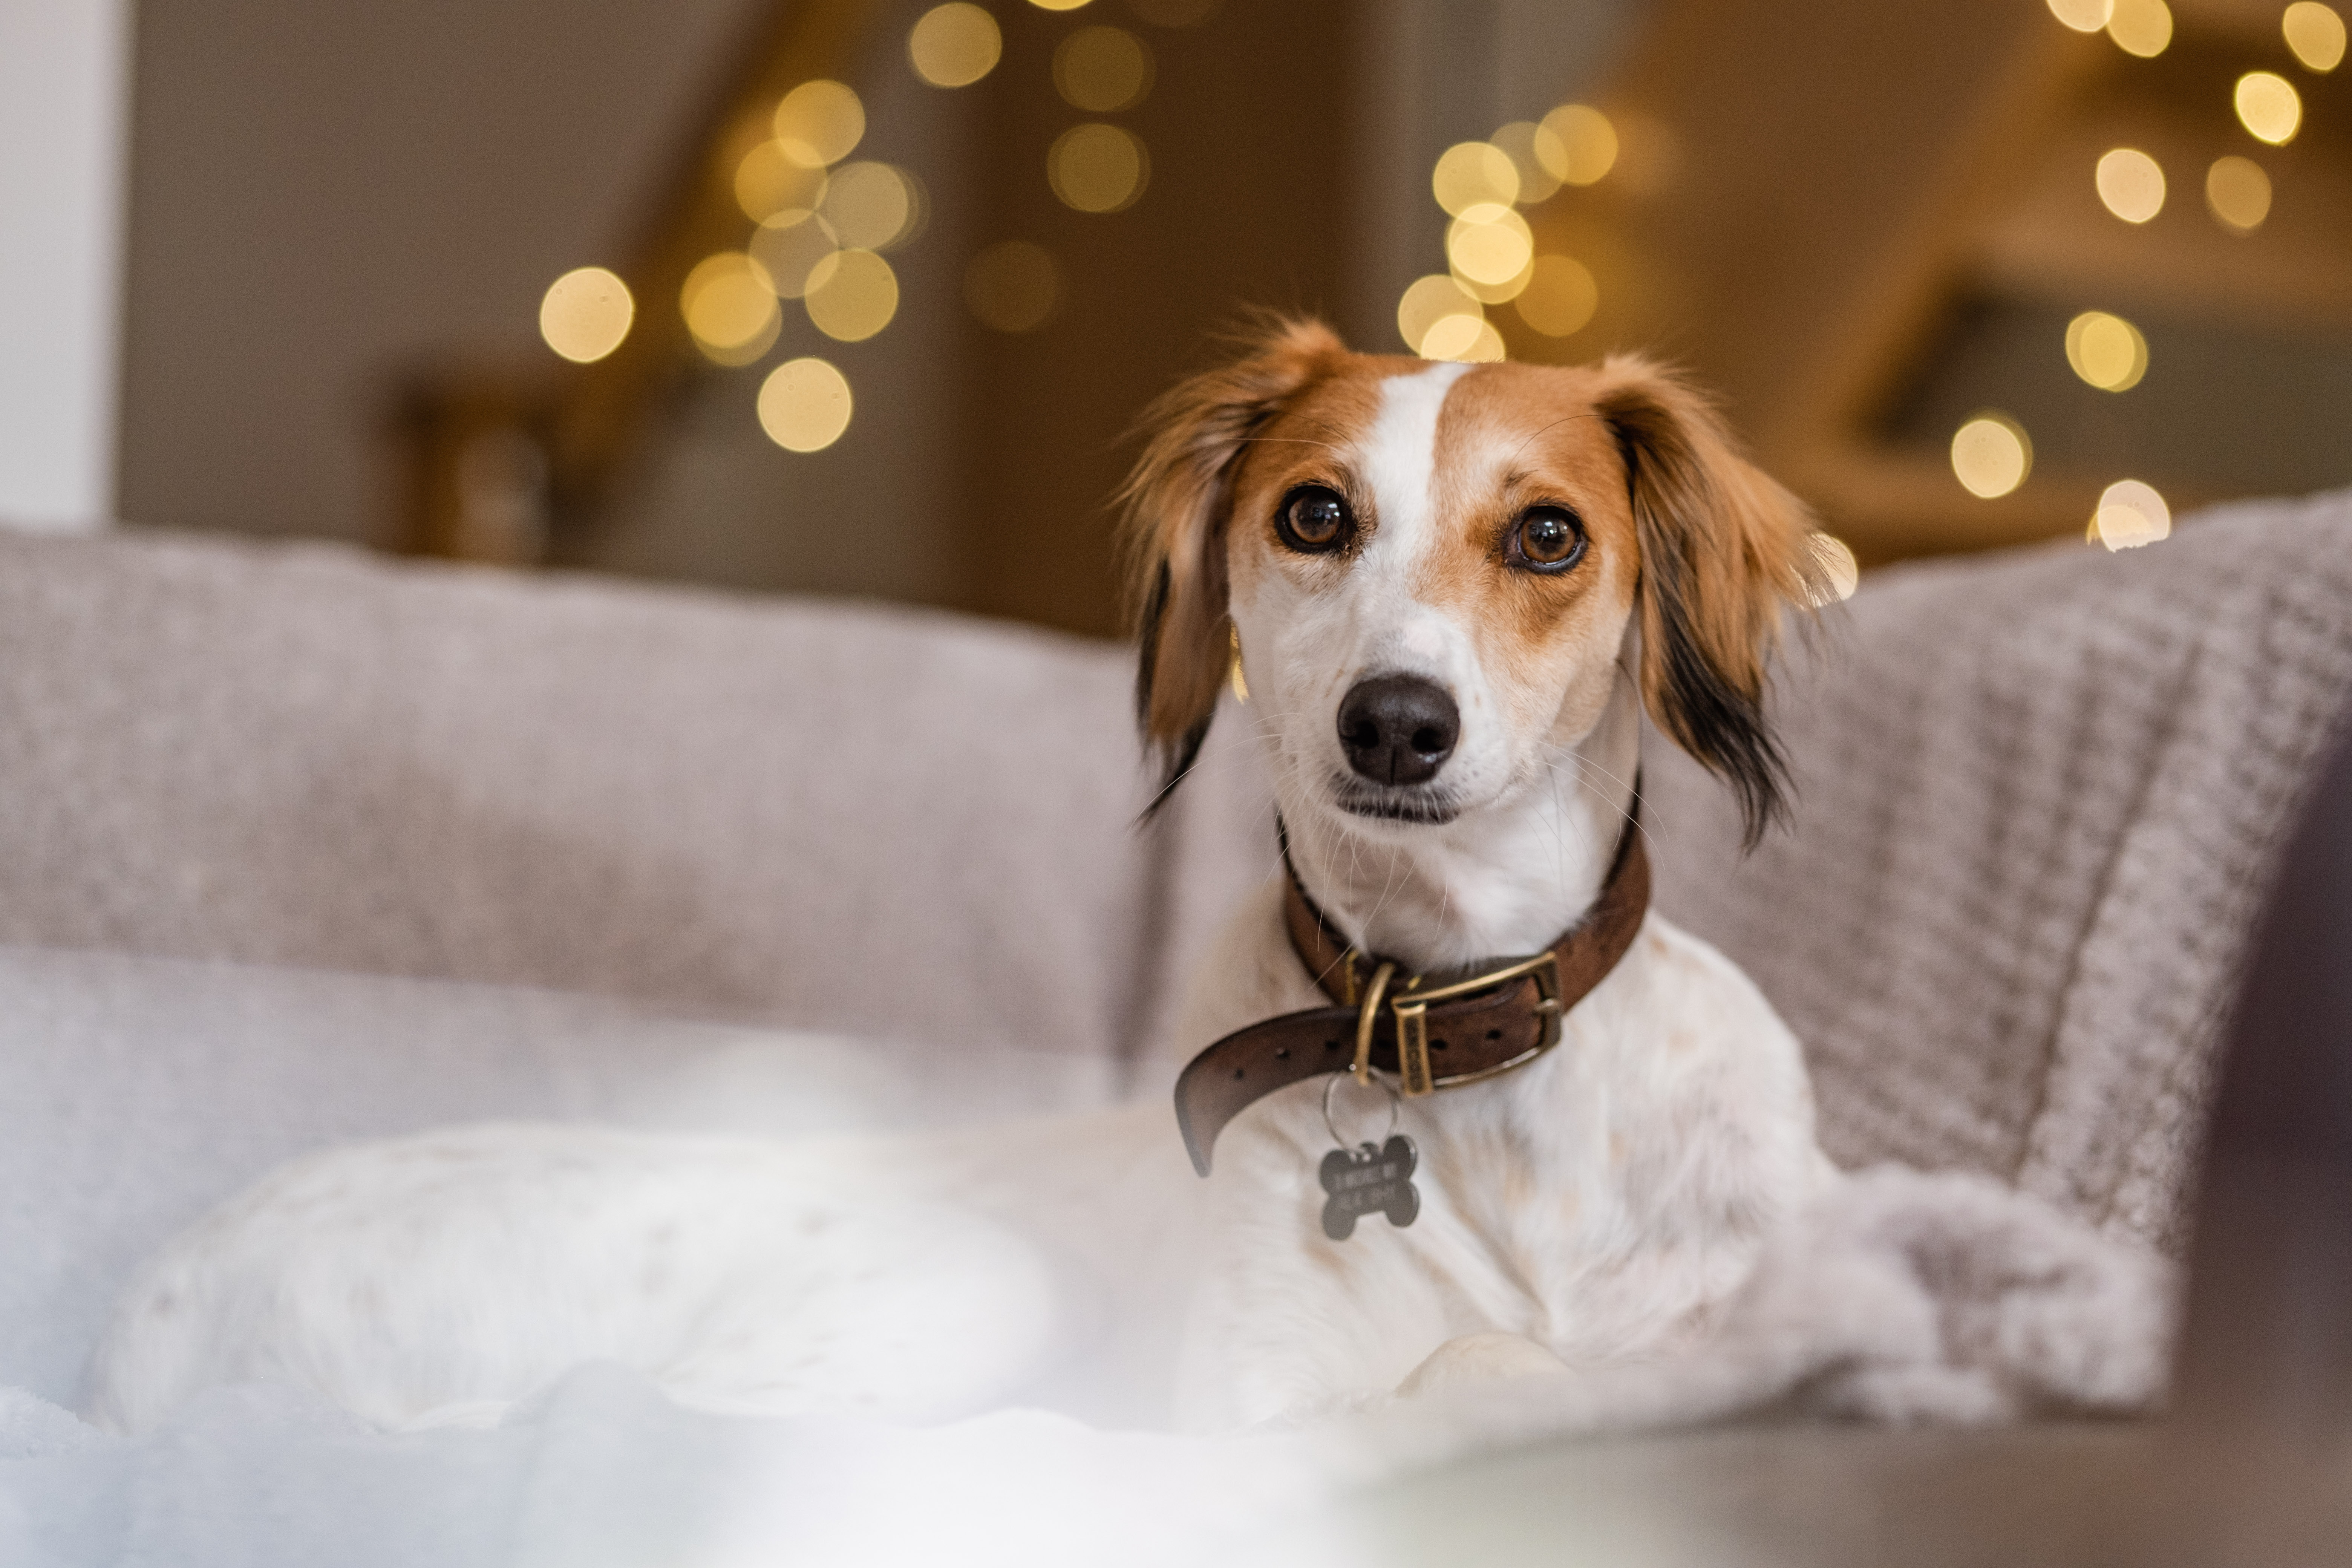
[1596,357,1830,847]
[1121,316,1348,815]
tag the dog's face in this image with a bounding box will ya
[1127,320,1825,845]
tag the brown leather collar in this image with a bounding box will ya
[1173,795,1649,1175]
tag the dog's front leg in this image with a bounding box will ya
[1394,1332,1572,1399]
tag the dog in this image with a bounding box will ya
[88,320,1835,1438]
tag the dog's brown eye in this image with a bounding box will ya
[1276,486,1351,553]
[1508,506,1587,573]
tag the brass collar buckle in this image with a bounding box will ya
[1347,949,1565,1099]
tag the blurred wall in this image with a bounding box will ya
[0,0,131,532]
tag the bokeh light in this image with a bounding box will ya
[1432,142,1520,216]
[2066,311,2148,391]
[1538,105,1618,186]
[2092,479,2170,549]
[1488,122,1566,205]
[774,81,865,168]
[2095,147,2165,222]
[1396,274,1483,354]
[1054,27,1154,112]
[2284,2,2346,70]
[2205,156,2272,233]
[681,252,781,364]
[965,240,1060,332]
[734,142,828,224]
[750,211,840,299]
[821,162,924,251]
[909,4,1001,88]
[2235,72,2302,144]
[802,250,899,341]
[1418,314,1505,363]
[1047,123,1149,211]
[539,267,633,363]
[2046,0,2113,31]
[758,358,853,452]
[1951,413,2032,498]
[1029,0,1092,11]
[1446,208,1535,291]
[2105,0,2171,57]
[1514,256,1598,337]
[1808,534,1860,603]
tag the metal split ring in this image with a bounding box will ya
[1324,1070,1402,1150]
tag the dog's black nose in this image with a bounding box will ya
[1337,674,1459,787]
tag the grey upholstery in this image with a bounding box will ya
[0,528,1269,1066]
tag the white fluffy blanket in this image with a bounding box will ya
[1,1164,2167,1567]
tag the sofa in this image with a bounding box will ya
[3,488,2349,1565]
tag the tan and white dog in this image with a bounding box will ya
[89,321,1835,1438]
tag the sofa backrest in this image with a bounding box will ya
[0,530,1268,1066]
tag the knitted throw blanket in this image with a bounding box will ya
[1647,489,2352,1257]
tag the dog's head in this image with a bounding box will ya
[1125,318,1828,846]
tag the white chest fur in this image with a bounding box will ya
[1168,880,1829,1428]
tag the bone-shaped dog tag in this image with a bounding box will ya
[1317,1134,1420,1240]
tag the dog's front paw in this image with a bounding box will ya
[1396,1332,1571,1400]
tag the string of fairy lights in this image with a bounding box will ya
[533,0,1210,456]
[1951,0,2341,551]
[534,0,2338,554]
[1394,106,1618,365]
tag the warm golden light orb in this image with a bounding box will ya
[749,211,839,299]
[758,358,853,452]
[1396,275,1483,354]
[734,142,828,224]
[2106,0,2172,57]
[1432,142,1520,216]
[1514,255,1598,337]
[1055,26,1154,111]
[965,241,1060,332]
[539,267,633,363]
[910,4,1001,87]
[774,81,865,168]
[681,252,780,365]
[2205,156,2272,233]
[2284,2,2346,70]
[1538,104,1618,185]
[1446,208,1535,289]
[821,162,923,251]
[802,250,899,342]
[2095,147,2165,221]
[1951,414,2031,498]
[1808,534,1860,604]
[2092,479,2170,549]
[2066,311,2148,391]
[1047,123,1148,211]
[1031,0,1091,9]
[2046,0,2113,31]
[1488,122,1566,204]
[2235,72,2302,144]
[1418,314,1505,363]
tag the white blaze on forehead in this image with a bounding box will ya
[1359,361,1471,572]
